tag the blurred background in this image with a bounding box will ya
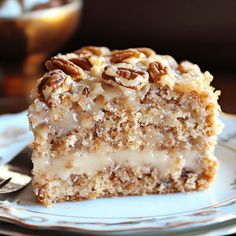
[0,0,236,113]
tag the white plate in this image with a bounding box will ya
[0,113,236,236]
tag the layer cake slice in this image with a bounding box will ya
[28,46,223,206]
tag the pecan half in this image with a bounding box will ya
[135,47,155,57]
[46,56,85,80]
[148,62,168,83]
[38,70,70,100]
[75,46,110,57]
[102,66,148,89]
[70,57,93,71]
[110,49,141,63]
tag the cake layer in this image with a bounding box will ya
[33,158,217,206]
[29,85,220,154]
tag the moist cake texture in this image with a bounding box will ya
[28,46,223,206]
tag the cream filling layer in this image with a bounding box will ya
[33,150,203,180]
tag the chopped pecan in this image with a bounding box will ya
[148,62,168,83]
[70,57,93,71]
[110,49,141,63]
[102,66,148,89]
[46,56,85,80]
[93,121,102,138]
[75,46,110,57]
[178,61,194,73]
[135,47,155,57]
[88,55,104,66]
[82,87,90,96]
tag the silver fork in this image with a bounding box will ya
[0,150,32,194]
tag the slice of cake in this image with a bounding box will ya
[28,46,223,206]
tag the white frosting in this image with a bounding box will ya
[33,150,202,180]
[102,84,122,102]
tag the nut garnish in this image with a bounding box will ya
[88,56,104,66]
[75,46,110,57]
[110,49,141,63]
[82,87,90,96]
[102,65,148,89]
[178,61,195,74]
[38,70,72,100]
[135,47,155,57]
[70,57,93,71]
[148,62,168,83]
[46,56,85,80]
